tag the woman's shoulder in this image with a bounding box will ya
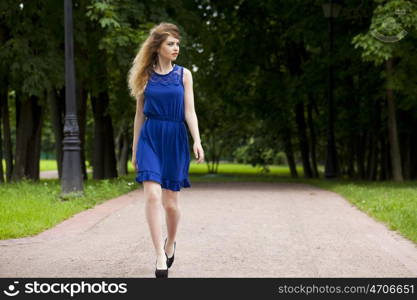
[179,65,192,77]
[176,65,191,80]
[176,64,190,72]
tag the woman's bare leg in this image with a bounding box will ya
[143,181,167,269]
[162,188,181,257]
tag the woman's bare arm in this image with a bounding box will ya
[132,91,146,161]
[183,67,204,162]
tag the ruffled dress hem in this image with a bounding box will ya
[136,170,191,192]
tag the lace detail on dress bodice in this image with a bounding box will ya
[148,64,182,86]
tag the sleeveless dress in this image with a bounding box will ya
[135,64,191,192]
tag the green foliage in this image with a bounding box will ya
[234,139,288,173]
[0,0,65,97]
[1,0,416,183]
[352,0,417,65]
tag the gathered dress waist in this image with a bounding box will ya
[146,114,184,123]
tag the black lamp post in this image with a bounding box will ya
[61,0,83,196]
[322,0,341,179]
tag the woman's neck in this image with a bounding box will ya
[154,59,174,74]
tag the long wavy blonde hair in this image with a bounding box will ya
[127,22,181,100]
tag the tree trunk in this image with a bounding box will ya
[307,94,319,178]
[347,133,356,179]
[0,89,3,183]
[206,132,222,174]
[76,78,88,180]
[12,95,43,181]
[402,131,411,180]
[345,75,357,179]
[91,92,117,179]
[356,132,366,179]
[379,136,388,181]
[48,88,64,179]
[0,83,13,183]
[397,110,411,180]
[385,58,403,181]
[116,130,129,176]
[0,14,12,182]
[366,131,378,180]
[0,85,8,183]
[410,125,417,179]
[282,128,298,178]
[295,101,312,178]
[367,100,379,180]
[26,95,43,180]
[103,107,117,178]
[91,94,104,179]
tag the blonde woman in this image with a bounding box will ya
[128,22,204,278]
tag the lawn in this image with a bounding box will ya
[2,159,60,172]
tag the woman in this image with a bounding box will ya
[128,22,204,278]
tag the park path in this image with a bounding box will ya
[0,182,416,278]
[40,170,92,179]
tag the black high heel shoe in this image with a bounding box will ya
[155,257,168,278]
[164,237,176,268]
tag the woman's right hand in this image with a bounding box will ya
[131,156,137,171]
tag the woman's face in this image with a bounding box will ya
[158,36,180,62]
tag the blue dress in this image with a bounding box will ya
[135,64,191,191]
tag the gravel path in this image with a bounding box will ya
[0,182,416,278]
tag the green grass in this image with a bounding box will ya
[0,161,416,246]
[3,159,60,171]
[0,176,136,239]
[39,160,58,171]
[126,160,311,176]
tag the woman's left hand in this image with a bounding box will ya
[193,142,205,163]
